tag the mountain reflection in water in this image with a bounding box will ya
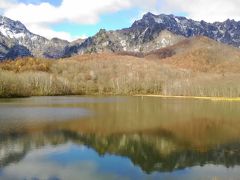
[0,96,240,180]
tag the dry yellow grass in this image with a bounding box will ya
[1,40,240,98]
[0,55,174,97]
[135,95,240,101]
[0,57,52,72]
[146,36,240,73]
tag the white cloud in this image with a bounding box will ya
[27,24,76,41]
[78,34,88,40]
[2,0,240,41]
[158,0,240,22]
[0,0,16,9]
[1,0,156,41]
[3,0,132,25]
[1,144,127,180]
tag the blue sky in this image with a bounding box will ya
[52,8,141,38]
[21,0,61,6]
[0,0,240,41]
[0,0,159,40]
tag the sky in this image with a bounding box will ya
[0,0,240,41]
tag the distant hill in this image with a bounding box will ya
[145,36,240,72]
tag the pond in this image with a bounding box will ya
[0,96,240,180]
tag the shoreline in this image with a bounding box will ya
[1,94,240,101]
[135,95,240,101]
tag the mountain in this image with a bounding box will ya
[1,13,240,60]
[64,28,185,57]
[132,13,240,47]
[0,16,69,60]
[64,12,240,57]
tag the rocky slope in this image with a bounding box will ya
[132,13,240,47]
[64,12,240,57]
[0,16,69,60]
[64,28,185,57]
[1,12,240,60]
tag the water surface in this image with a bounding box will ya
[0,96,240,180]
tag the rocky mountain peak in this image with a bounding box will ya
[131,12,240,47]
[0,16,26,29]
[0,16,29,39]
[0,15,71,60]
[1,13,240,60]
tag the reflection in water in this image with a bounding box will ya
[0,96,240,179]
[0,131,240,180]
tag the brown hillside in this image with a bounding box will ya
[145,36,240,73]
[1,48,240,97]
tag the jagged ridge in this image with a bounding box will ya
[64,12,240,56]
[0,16,69,60]
[1,13,240,60]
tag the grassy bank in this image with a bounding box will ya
[135,95,240,101]
[0,55,240,98]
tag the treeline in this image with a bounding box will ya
[0,56,240,97]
